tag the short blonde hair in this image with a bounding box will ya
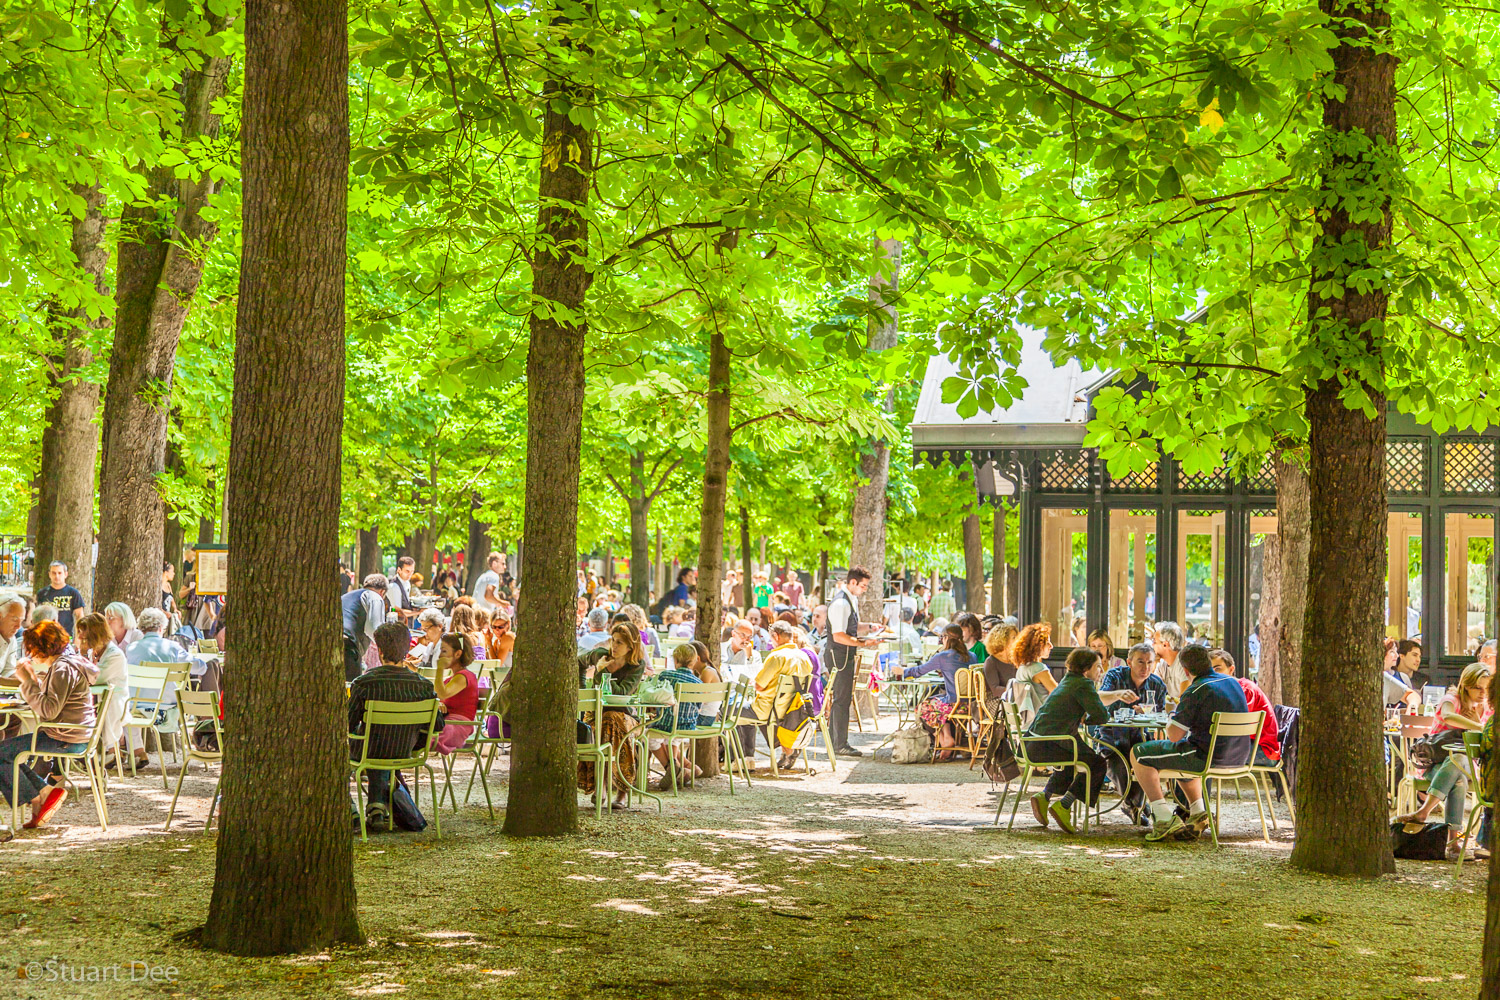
[984,623,1018,660]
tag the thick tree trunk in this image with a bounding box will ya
[740,506,754,617]
[1255,534,1283,704]
[1273,453,1309,708]
[465,492,490,591]
[1289,0,1395,880]
[962,491,985,613]
[1485,751,1500,996]
[851,238,900,622]
[201,0,359,954]
[95,28,230,613]
[627,451,652,607]
[693,331,732,663]
[818,549,829,605]
[503,48,593,838]
[357,526,381,582]
[990,504,1005,616]
[161,431,186,608]
[34,182,108,606]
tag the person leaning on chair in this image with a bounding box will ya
[1131,644,1251,843]
[348,622,436,834]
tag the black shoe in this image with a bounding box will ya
[364,803,391,834]
[835,746,864,759]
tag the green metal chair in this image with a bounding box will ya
[164,689,224,832]
[997,700,1101,832]
[1453,730,1493,880]
[349,699,442,841]
[463,661,511,817]
[10,688,114,833]
[1152,710,1269,846]
[122,661,191,788]
[577,687,615,819]
[643,682,738,797]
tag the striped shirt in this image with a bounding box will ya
[348,664,436,761]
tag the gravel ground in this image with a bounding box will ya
[0,726,1486,1000]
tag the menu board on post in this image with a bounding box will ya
[196,545,229,597]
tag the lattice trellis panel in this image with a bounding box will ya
[1107,463,1159,494]
[1386,439,1429,497]
[1243,457,1277,494]
[1037,452,1092,492]
[1176,464,1229,494]
[1443,439,1497,496]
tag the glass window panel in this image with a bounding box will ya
[1176,510,1225,647]
[1107,509,1156,650]
[1385,512,1423,641]
[1444,513,1494,655]
[1041,508,1089,646]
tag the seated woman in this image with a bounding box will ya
[980,622,1020,779]
[906,624,971,761]
[431,633,479,755]
[954,613,985,663]
[1398,662,1491,856]
[1025,647,1139,834]
[1011,623,1058,720]
[448,604,486,660]
[408,608,447,672]
[483,606,515,670]
[1087,628,1125,673]
[577,623,647,810]
[621,604,660,660]
[103,602,144,651]
[0,621,99,829]
[74,613,129,769]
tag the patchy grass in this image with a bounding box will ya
[0,739,1484,999]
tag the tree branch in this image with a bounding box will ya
[647,457,685,502]
[602,220,728,267]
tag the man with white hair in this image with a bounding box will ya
[1151,621,1190,699]
[128,608,180,665]
[1481,639,1497,670]
[0,596,25,680]
[720,618,763,687]
[577,608,611,651]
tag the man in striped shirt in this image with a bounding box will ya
[349,622,435,832]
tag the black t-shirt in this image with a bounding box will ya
[36,585,85,634]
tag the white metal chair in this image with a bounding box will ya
[10,687,114,832]
[164,689,223,831]
[123,661,192,788]
[1153,711,1269,846]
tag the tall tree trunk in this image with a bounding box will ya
[851,238,900,622]
[34,182,108,606]
[357,526,381,581]
[504,35,593,838]
[818,549,829,605]
[465,492,490,592]
[197,476,215,545]
[990,504,1005,616]
[161,430,186,608]
[94,28,231,613]
[1485,751,1500,995]
[962,486,985,613]
[1289,0,1395,880]
[740,506,754,617]
[1255,534,1284,704]
[693,331,732,662]
[1274,452,1309,708]
[201,0,359,954]
[627,451,651,607]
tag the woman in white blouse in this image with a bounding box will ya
[73,613,129,762]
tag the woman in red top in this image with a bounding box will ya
[1208,650,1280,763]
[431,633,479,755]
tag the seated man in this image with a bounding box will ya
[1208,649,1280,766]
[737,621,812,769]
[1096,642,1170,825]
[1131,644,1251,842]
[348,622,436,833]
[719,619,762,688]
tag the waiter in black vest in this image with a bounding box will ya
[826,566,883,758]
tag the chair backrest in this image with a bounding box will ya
[1002,701,1031,764]
[578,686,604,745]
[1461,730,1493,805]
[727,676,754,719]
[1202,711,1263,769]
[177,689,223,752]
[197,638,220,654]
[955,668,981,701]
[856,648,878,669]
[417,666,437,681]
[1399,711,1435,742]
[127,662,192,711]
[663,636,690,651]
[673,681,728,705]
[358,699,440,762]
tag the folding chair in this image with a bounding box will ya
[349,699,442,841]
[941,668,982,761]
[1452,730,1492,881]
[164,689,224,831]
[644,682,737,796]
[852,651,878,732]
[123,662,192,788]
[10,688,113,832]
[1153,710,1269,846]
[577,687,616,819]
[998,701,1101,832]
[1394,711,1436,816]
[462,661,510,816]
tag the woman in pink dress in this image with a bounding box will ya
[431,633,480,755]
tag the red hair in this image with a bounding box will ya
[22,620,69,658]
[1011,623,1053,667]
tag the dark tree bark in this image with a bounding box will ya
[1485,751,1500,996]
[962,480,985,613]
[357,526,381,581]
[1273,452,1309,708]
[990,504,1006,616]
[1255,534,1284,705]
[34,182,108,606]
[611,449,682,608]
[851,238,900,622]
[200,0,359,955]
[694,331,732,661]
[1289,0,1395,880]
[465,492,490,590]
[161,429,186,608]
[503,41,593,838]
[95,24,230,613]
[740,506,754,618]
